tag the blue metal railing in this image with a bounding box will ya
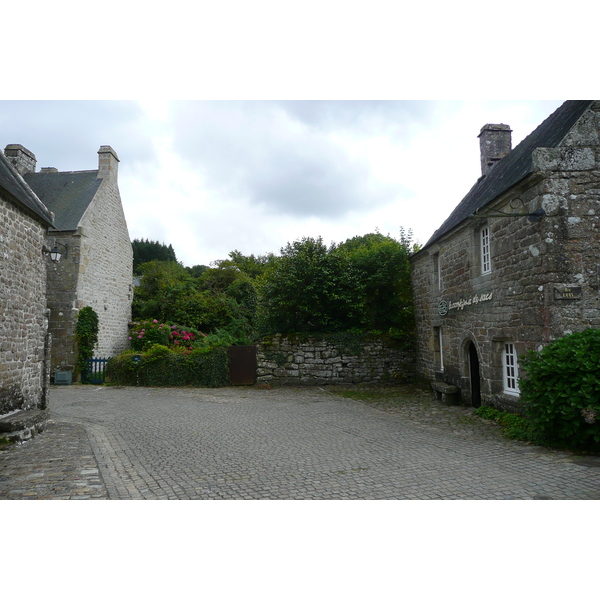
[84,357,111,384]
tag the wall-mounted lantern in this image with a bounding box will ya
[44,242,68,263]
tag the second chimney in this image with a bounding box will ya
[478,124,512,176]
[97,145,119,182]
[4,144,37,175]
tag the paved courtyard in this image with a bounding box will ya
[1,384,600,499]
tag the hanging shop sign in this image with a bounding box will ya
[438,292,493,315]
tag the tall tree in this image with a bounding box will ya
[257,233,414,336]
[335,233,414,333]
[132,239,177,274]
[257,237,360,333]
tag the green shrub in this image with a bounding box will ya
[519,328,600,451]
[473,405,502,421]
[145,344,172,358]
[496,413,533,442]
[129,320,171,351]
[474,405,540,443]
[105,346,230,388]
[129,319,208,352]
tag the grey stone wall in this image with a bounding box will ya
[257,334,415,385]
[0,195,49,415]
[410,102,600,410]
[75,156,133,360]
[46,232,80,371]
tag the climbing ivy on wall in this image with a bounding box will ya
[75,306,99,373]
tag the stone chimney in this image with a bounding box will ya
[478,124,512,176]
[97,145,119,182]
[4,144,37,175]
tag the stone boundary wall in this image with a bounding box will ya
[257,334,415,385]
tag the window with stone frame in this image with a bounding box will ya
[503,342,519,395]
[480,226,491,274]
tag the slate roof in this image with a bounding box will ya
[0,151,54,226]
[24,170,102,231]
[422,100,594,250]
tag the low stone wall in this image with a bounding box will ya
[257,334,415,386]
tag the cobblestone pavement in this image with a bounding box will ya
[2,384,600,500]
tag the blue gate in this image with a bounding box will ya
[84,357,111,384]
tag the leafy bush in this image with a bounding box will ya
[257,236,357,333]
[257,232,415,336]
[496,413,533,442]
[132,260,259,343]
[105,346,230,388]
[473,405,502,421]
[129,319,207,352]
[519,328,600,451]
[474,405,540,443]
[75,306,99,374]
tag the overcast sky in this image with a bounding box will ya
[0,99,568,266]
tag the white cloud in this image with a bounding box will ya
[1,99,569,266]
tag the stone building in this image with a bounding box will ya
[5,144,134,379]
[0,148,54,433]
[410,100,600,410]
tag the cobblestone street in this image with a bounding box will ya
[2,384,600,500]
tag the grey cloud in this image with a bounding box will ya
[246,142,390,216]
[0,101,157,172]
[169,101,409,218]
[273,100,438,136]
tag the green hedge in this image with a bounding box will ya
[519,328,600,451]
[106,346,230,388]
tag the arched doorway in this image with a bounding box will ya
[468,342,481,408]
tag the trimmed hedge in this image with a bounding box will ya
[106,346,230,388]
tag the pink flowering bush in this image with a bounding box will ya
[129,319,207,352]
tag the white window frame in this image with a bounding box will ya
[438,327,444,371]
[503,343,519,395]
[481,226,491,274]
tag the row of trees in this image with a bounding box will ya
[132,238,177,274]
[131,230,417,345]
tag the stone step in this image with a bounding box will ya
[0,409,48,443]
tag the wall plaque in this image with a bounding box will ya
[554,285,582,300]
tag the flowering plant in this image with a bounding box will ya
[129,319,207,352]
